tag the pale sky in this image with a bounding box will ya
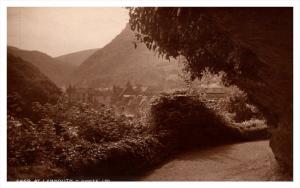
[8,7,129,57]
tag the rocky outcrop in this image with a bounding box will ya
[208,8,293,174]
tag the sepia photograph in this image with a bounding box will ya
[6,7,293,181]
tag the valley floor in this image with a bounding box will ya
[139,140,291,181]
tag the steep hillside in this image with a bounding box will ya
[70,24,184,89]
[8,46,72,87]
[55,48,98,68]
[7,53,61,117]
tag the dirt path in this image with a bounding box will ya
[140,140,290,181]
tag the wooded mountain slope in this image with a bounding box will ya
[70,24,184,89]
[8,46,73,87]
[7,53,61,117]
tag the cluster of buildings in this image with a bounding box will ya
[65,82,157,117]
[65,82,228,117]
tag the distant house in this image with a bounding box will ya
[65,83,154,116]
[66,85,112,105]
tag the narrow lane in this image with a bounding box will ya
[141,140,289,181]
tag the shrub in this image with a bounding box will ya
[8,99,161,180]
[225,91,262,123]
[149,90,243,148]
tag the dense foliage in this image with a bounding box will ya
[225,90,263,123]
[129,8,264,84]
[149,91,242,148]
[8,100,153,180]
[129,7,293,172]
[8,90,268,180]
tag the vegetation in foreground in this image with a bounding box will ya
[8,89,267,181]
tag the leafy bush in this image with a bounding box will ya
[149,90,244,149]
[225,91,263,123]
[8,98,163,180]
